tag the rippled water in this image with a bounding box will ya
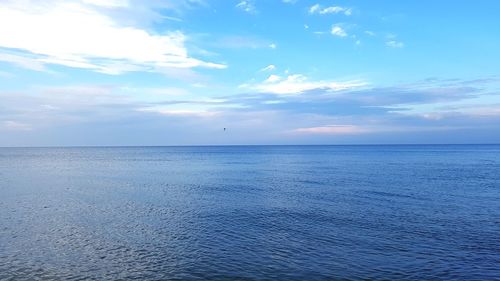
[0,145,499,280]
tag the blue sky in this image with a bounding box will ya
[1,0,499,146]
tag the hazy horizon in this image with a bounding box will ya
[2,143,500,149]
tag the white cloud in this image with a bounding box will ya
[1,120,32,131]
[241,73,366,94]
[282,0,297,4]
[0,1,225,75]
[265,74,281,83]
[236,1,256,14]
[269,43,277,49]
[386,40,404,48]
[0,52,47,72]
[136,96,244,118]
[331,25,347,37]
[292,125,368,135]
[262,100,285,105]
[260,64,276,72]
[138,108,220,118]
[463,106,500,117]
[309,4,320,14]
[365,30,376,36]
[309,4,351,16]
[82,0,129,8]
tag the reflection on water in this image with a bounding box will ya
[0,145,499,280]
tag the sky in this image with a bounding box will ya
[1,0,500,146]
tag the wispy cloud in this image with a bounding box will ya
[0,1,225,75]
[1,120,32,131]
[228,77,494,120]
[309,4,351,16]
[292,125,368,135]
[331,25,348,37]
[386,40,404,48]
[264,74,281,83]
[236,0,257,14]
[0,51,48,72]
[260,64,276,72]
[240,73,366,94]
[82,0,129,8]
[137,108,221,118]
[1,78,500,145]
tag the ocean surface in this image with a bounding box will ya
[0,145,499,280]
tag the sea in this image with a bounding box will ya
[0,145,498,280]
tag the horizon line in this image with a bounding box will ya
[1,143,499,149]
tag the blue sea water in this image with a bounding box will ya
[0,145,499,280]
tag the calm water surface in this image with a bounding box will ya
[0,145,499,280]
